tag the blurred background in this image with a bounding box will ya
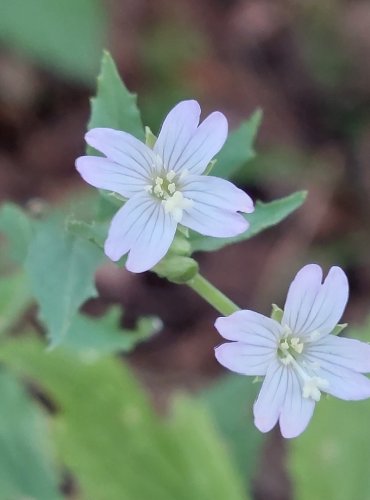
[1,0,370,499]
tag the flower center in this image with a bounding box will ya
[145,165,193,223]
[277,326,329,401]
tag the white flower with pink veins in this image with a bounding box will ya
[76,100,254,273]
[215,264,370,438]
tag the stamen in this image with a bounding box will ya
[166,170,176,182]
[168,183,176,194]
[290,337,304,354]
[282,353,329,401]
[280,340,289,351]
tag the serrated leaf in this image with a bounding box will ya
[0,0,105,83]
[61,307,161,355]
[190,191,307,253]
[88,51,144,139]
[0,370,61,499]
[1,339,247,500]
[25,219,103,346]
[212,110,262,179]
[0,203,34,264]
[0,271,32,336]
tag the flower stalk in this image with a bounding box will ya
[187,273,240,316]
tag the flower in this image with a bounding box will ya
[214,264,370,438]
[76,100,254,273]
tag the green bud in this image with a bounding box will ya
[154,255,199,284]
[168,234,192,256]
[145,126,157,149]
[271,303,283,322]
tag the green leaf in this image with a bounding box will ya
[0,271,32,336]
[203,375,264,485]
[289,397,370,500]
[0,0,105,83]
[0,203,34,264]
[190,191,307,252]
[2,339,247,500]
[169,397,250,500]
[25,219,103,346]
[212,110,262,179]
[88,51,144,139]
[61,307,161,355]
[0,370,61,500]
[67,219,107,249]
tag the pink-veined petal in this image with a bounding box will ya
[215,311,281,346]
[76,156,148,198]
[181,203,248,237]
[303,353,370,400]
[182,175,254,214]
[85,128,155,178]
[104,193,157,262]
[253,359,288,433]
[282,265,349,337]
[126,202,177,273]
[104,192,177,271]
[154,100,201,172]
[305,335,370,373]
[215,342,275,376]
[174,111,228,175]
[279,368,315,438]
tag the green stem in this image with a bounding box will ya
[187,273,240,316]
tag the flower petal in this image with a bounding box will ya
[304,353,370,400]
[253,359,288,433]
[75,156,148,198]
[305,335,370,373]
[174,111,228,175]
[215,310,281,346]
[182,175,254,214]
[104,193,177,272]
[215,341,275,376]
[279,369,315,438]
[154,100,201,172]
[85,128,155,178]
[282,265,349,337]
[181,203,248,237]
[126,203,177,273]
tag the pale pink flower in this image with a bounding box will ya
[215,264,370,438]
[76,100,253,272]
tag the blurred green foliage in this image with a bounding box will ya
[0,0,106,82]
[0,370,61,499]
[290,396,370,500]
[62,307,161,356]
[0,271,31,336]
[0,338,249,500]
[203,375,264,483]
[212,110,262,180]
